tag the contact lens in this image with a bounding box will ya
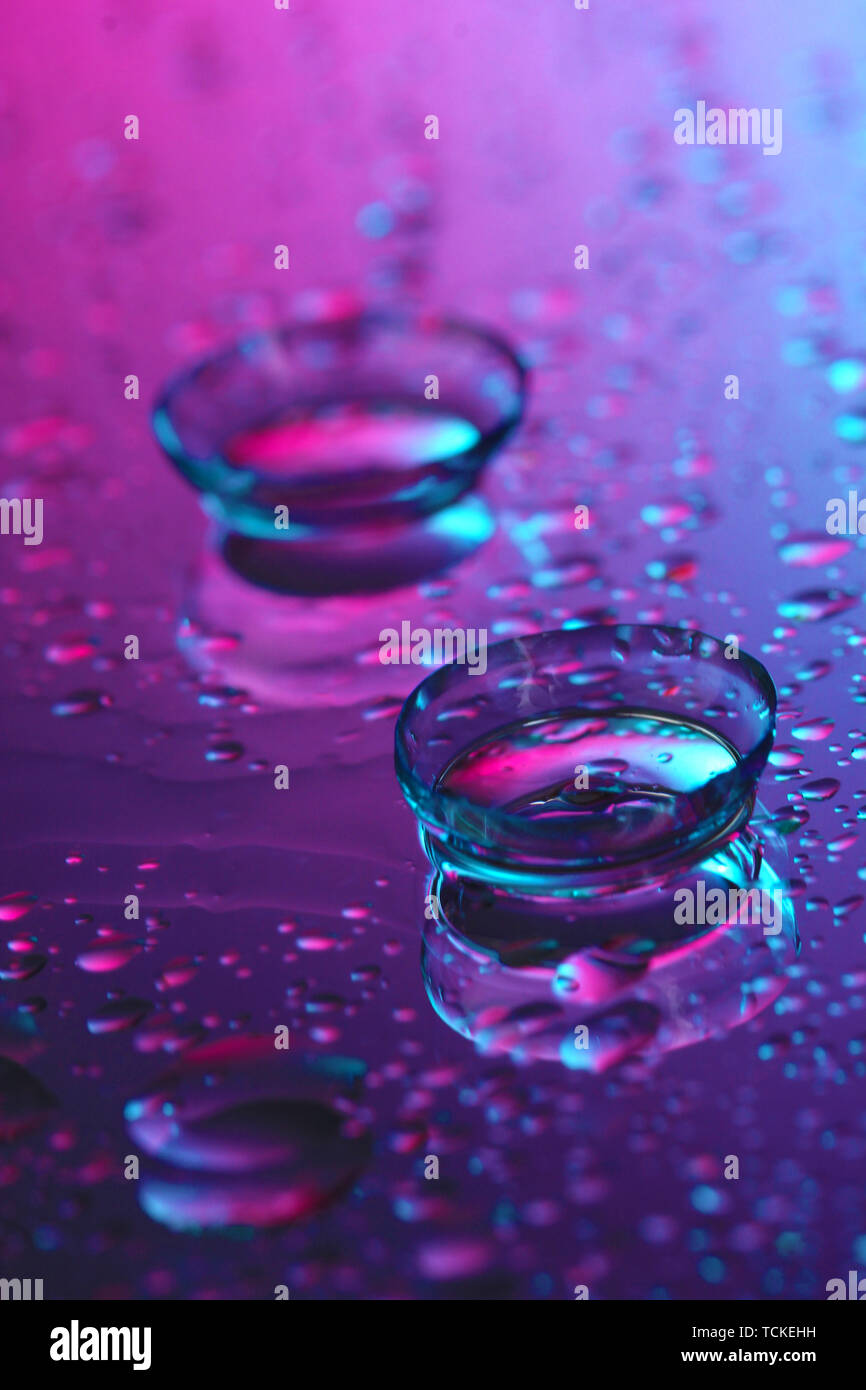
[396,624,777,892]
[437,709,740,861]
[153,310,526,537]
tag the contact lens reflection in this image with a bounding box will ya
[420,822,798,1071]
[216,491,495,596]
[175,495,494,707]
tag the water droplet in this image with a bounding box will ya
[124,1038,370,1231]
[778,590,857,622]
[0,954,47,982]
[777,533,852,567]
[51,690,113,717]
[87,998,153,1035]
[798,778,840,801]
[205,741,244,763]
[0,893,38,922]
[791,717,834,742]
[75,936,142,973]
[44,635,99,665]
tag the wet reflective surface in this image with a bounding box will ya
[421,822,798,1069]
[3,0,866,1304]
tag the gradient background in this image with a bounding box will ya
[1,0,865,1300]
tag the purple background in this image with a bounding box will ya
[1,0,865,1299]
